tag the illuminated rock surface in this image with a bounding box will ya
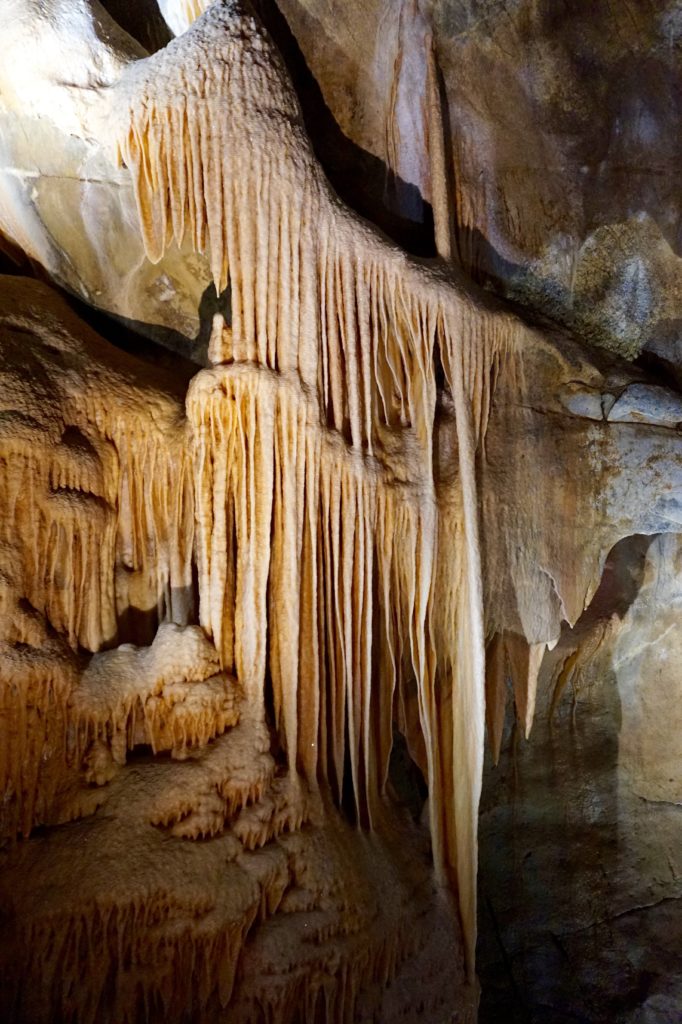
[0,2,680,1022]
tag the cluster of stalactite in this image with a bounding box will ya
[0,324,195,654]
[0,282,201,839]
[0,2,561,1014]
[107,0,538,976]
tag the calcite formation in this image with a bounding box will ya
[0,1,680,1022]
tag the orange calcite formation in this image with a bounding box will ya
[2,2,680,1022]
[0,275,476,1020]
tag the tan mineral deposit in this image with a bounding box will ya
[0,1,680,1022]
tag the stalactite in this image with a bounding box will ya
[108,0,530,979]
[484,631,547,764]
[426,35,454,262]
[550,617,614,721]
[0,310,195,654]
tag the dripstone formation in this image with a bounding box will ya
[0,2,680,1021]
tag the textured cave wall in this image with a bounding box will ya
[245,0,682,1018]
[264,0,682,360]
[0,1,681,1022]
[4,0,680,364]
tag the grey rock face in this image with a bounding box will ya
[607,382,682,428]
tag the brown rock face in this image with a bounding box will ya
[0,2,680,1022]
[269,0,682,358]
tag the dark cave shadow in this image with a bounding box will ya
[195,282,233,357]
[59,287,202,385]
[59,276,233,377]
[99,0,172,53]
[637,319,682,393]
[105,582,200,650]
[478,687,624,1021]
[387,728,428,823]
[575,533,657,631]
[478,533,660,1023]
[251,1,532,305]
[455,224,526,291]
[433,56,507,287]
[114,602,160,648]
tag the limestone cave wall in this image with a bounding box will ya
[0,2,680,1022]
